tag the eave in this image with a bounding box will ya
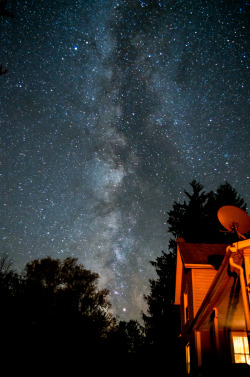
[174,242,223,306]
[185,264,215,269]
[188,249,232,331]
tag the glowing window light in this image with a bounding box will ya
[184,290,189,323]
[186,343,191,374]
[232,335,250,365]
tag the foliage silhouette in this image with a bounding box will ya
[0,255,145,373]
[1,181,247,373]
[0,0,15,18]
[143,250,182,372]
[143,180,247,374]
[167,180,247,246]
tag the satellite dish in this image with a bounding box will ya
[217,205,250,239]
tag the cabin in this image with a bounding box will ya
[174,238,250,376]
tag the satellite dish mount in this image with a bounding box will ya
[217,206,250,240]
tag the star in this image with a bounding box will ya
[0,0,249,322]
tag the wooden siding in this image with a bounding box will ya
[192,268,217,317]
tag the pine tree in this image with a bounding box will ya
[143,250,181,371]
[167,180,208,243]
[167,180,247,245]
[143,181,247,372]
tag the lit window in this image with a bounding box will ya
[186,343,191,374]
[232,334,250,365]
[184,290,189,323]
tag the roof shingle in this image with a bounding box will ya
[178,242,229,266]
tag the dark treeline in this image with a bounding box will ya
[1,181,247,374]
[142,181,248,375]
[0,255,145,373]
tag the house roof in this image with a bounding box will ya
[189,241,250,331]
[174,240,229,306]
[189,249,246,331]
[178,242,228,267]
[177,239,250,331]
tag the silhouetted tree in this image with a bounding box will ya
[204,181,247,243]
[0,254,148,373]
[167,180,247,246]
[0,255,22,368]
[0,255,19,319]
[1,256,117,372]
[0,0,15,77]
[103,319,146,373]
[143,181,247,374]
[0,0,14,18]
[21,257,114,350]
[120,319,145,356]
[109,319,145,355]
[143,250,181,372]
[168,180,208,243]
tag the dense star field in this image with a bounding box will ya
[1,0,249,321]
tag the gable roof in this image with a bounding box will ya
[190,240,250,332]
[174,240,229,306]
[189,250,235,331]
[178,242,228,266]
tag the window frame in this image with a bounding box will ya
[231,331,250,365]
[185,342,191,374]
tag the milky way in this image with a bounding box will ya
[1,0,249,321]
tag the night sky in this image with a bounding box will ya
[1,0,249,322]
